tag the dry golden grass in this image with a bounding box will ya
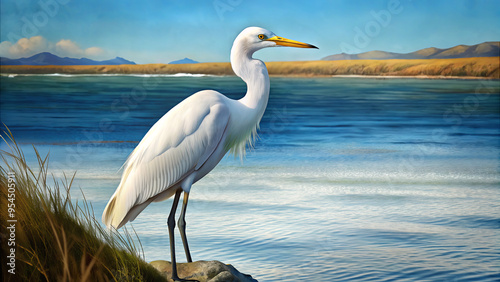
[265,57,499,78]
[0,128,165,281]
[0,63,234,76]
[1,57,498,78]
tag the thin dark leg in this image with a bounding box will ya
[178,191,193,263]
[168,189,182,281]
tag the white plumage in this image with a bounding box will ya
[103,91,231,228]
[102,26,316,281]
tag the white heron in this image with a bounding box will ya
[102,26,317,281]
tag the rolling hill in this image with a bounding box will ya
[322,41,500,60]
[0,52,136,65]
[169,58,199,64]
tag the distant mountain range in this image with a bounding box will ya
[322,41,499,60]
[0,52,136,65]
[168,58,199,64]
[2,41,497,66]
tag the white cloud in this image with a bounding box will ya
[55,39,108,59]
[84,46,105,58]
[0,36,49,58]
[0,36,109,60]
[55,39,83,57]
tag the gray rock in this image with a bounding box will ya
[150,260,258,282]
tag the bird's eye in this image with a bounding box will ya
[258,34,266,40]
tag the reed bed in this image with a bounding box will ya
[1,57,498,78]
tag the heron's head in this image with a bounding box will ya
[233,27,318,55]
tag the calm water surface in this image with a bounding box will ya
[1,75,499,281]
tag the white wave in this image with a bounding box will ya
[125,73,217,78]
[44,73,77,77]
[171,73,212,77]
[2,73,220,78]
[2,73,77,77]
[330,74,487,80]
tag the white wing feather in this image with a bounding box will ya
[102,90,230,229]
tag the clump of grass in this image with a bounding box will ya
[0,128,165,282]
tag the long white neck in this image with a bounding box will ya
[230,41,270,119]
[224,30,272,158]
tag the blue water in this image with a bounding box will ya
[1,74,499,281]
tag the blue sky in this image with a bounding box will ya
[1,0,499,63]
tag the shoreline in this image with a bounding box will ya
[1,57,499,79]
[329,74,500,80]
[2,73,497,80]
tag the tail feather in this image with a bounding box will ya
[102,162,137,229]
[102,183,178,229]
[102,189,138,229]
[102,195,120,229]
